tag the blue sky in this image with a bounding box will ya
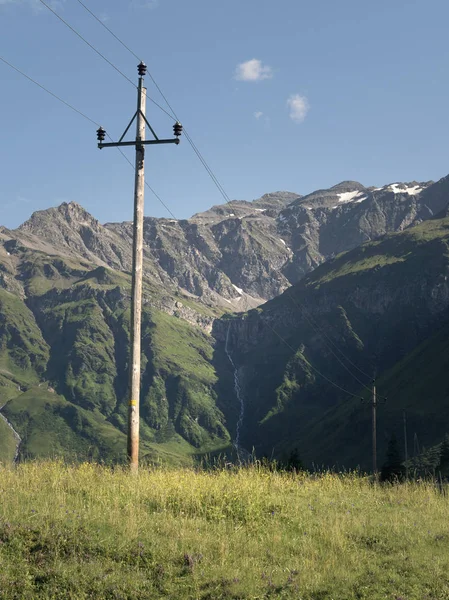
[1,0,449,228]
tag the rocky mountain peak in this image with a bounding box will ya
[255,191,301,206]
[19,201,100,235]
[190,191,300,222]
[58,201,99,225]
[329,181,366,193]
[15,202,125,270]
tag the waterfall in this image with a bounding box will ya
[0,404,22,463]
[225,322,245,453]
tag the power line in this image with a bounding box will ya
[38,0,135,86]
[0,56,99,127]
[114,146,177,220]
[75,0,142,62]
[74,0,232,205]
[285,290,374,393]
[297,296,373,381]
[285,290,389,403]
[37,0,175,121]
[286,290,387,401]
[263,319,365,400]
[0,55,176,219]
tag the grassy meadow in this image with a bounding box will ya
[1,462,449,599]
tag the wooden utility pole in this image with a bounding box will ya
[403,410,409,479]
[128,73,146,471]
[372,380,377,477]
[362,377,385,478]
[97,62,182,472]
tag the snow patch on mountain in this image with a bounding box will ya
[389,184,423,196]
[337,190,366,204]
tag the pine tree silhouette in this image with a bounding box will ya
[286,448,304,472]
[380,433,405,482]
[438,433,449,479]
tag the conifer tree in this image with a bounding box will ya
[286,448,304,472]
[438,433,449,478]
[380,433,405,482]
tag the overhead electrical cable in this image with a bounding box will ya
[0,56,99,127]
[284,291,388,401]
[74,0,232,205]
[285,291,375,393]
[75,0,143,62]
[263,319,365,400]
[0,55,173,218]
[37,0,175,121]
[114,147,177,219]
[289,292,374,381]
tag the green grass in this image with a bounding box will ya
[1,462,449,599]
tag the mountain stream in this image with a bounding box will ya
[225,323,245,457]
[0,403,22,463]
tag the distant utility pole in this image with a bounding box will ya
[97,62,182,472]
[362,376,385,478]
[414,432,420,457]
[403,410,409,479]
[372,380,377,476]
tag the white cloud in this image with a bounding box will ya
[235,59,273,82]
[254,111,263,120]
[287,94,310,124]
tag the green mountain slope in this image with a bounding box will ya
[2,198,449,468]
[217,214,449,469]
[0,244,231,465]
[298,320,449,469]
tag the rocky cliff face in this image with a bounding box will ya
[10,176,449,313]
[14,192,301,312]
[275,178,449,281]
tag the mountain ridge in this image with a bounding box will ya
[1,175,449,466]
[5,175,449,311]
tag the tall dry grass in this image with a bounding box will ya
[1,461,448,599]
